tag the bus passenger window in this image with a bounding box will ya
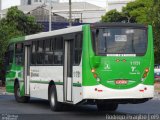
[74,33,82,65]
[15,43,24,65]
[44,39,53,64]
[53,37,63,65]
[5,44,14,66]
[37,40,44,64]
[31,41,37,65]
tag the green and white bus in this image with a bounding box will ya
[5,23,154,111]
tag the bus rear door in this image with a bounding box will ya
[64,39,73,102]
[24,44,31,95]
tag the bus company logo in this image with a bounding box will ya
[30,69,39,77]
[104,64,111,70]
[130,66,140,75]
[31,72,39,77]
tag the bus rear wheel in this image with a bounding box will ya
[14,83,30,103]
[49,85,62,111]
[97,102,118,111]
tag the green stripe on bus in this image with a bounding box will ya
[30,81,49,84]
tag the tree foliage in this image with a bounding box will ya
[149,0,160,63]
[101,9,124,22]
[101,0,160,63]
[0,6,42,64]
[122,0,151,23]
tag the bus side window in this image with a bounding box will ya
[31,41,37,65]
[53,37,63,65]
[37,40,44,65]
[15,43,24,65]
[44,39,53,64]
[5,44,14,66]
[91,30,97,54]
[74,33,82,65]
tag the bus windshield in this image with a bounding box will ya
[92,27,147,56]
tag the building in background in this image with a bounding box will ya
[21,0,59,5]
[106,0,135,12]
[0,2,105,31]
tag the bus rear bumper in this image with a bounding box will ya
[83,84,154,100]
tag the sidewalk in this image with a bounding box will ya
[0,87,6,95]
[154,81,160,93]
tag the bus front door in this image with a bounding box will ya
[64,40,73,102]
[24,45,30,95]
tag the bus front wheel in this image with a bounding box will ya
[49,85,62,111]
[14,83,30,103]
[97,102,118,111]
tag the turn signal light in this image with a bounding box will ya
[91,68,100,81]
[91,68,96,73]
[142,68,149,78]
[145,68,149,73]
[93,73,97,78]
[143,73,147,78]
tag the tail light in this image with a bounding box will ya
[93,73,97,78]
[91,68,100,82]
[143,68,149,78]
[145,68,149,73]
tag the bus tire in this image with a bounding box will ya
[14,83,30,103]
[49,85,62,111]
[97,102,118,111]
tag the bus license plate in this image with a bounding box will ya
[115,80,128,85]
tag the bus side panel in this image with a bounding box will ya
[6,68,15,93]
[143,25,154,85]
[30,66,63,101]
[72,65,83,104]
[82,25,98,87]
[6,64,24,94]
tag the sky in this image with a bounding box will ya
[1,0,107,10]
[60,0,107,8]
[1,0,20,10]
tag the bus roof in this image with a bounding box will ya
[9,25,83,44]
[91,22,148,28]
[9,22,149,44]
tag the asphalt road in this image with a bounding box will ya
[0,94,160,120]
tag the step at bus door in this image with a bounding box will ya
[24,45,30,95]
[64,40,73,102]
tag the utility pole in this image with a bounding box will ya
[49,0,52,31]
[69,0,72,26]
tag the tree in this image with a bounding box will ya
[101,9,124,22]
[5,6,42,35]
[0,6,42,85]
[102,0,151,23]
[122,0,151,23]
[149,0,160,63]
[0,6,42,63]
